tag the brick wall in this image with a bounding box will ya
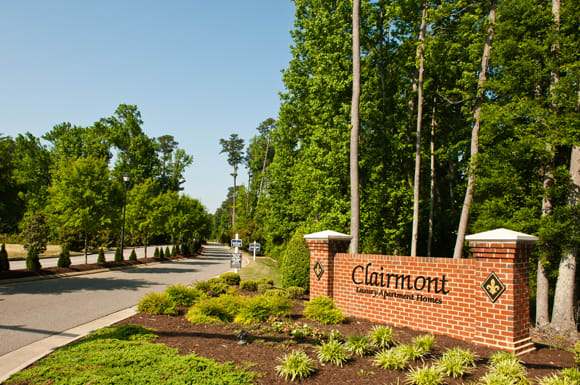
[305,230,536,355]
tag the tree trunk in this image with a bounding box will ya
[350,0,361,253]
[144,235,148,259]
[411,4,427,257]
[550,145,579,336]
[428,99,437,258]
[84,233,88,265]
[453,0,497,259]
[232,169,237,230]
[257,138,270,207]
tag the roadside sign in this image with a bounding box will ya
[231,239,242,248]
[249,243,261,251]
[231,253,242,269]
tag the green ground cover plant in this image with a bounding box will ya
[275,350,316,381]
[4,325,256,385]
[302,296,346,324]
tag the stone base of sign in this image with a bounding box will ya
[305,229,537,355]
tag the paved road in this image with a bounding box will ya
[8,245,170,270]
[0,243,233,356]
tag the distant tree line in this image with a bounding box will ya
[0,104,210,259]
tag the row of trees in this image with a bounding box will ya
[0,104,209,258]
[215,0,578,336]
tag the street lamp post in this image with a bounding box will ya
[121,174,130,258]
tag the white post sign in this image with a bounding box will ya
[231,233,242,273]
[249,241,261,261]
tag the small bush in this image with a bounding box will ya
[486,351,528,384]
[159,248,165,258]
[186,295,243,324]
[240,279,258,291]
[285,286,306,299]
[154,247,160,258]
[399,343,427,361]
[437,347,477,378]
[165,246,171,257]
[406,364,444,385]
[280,230,310,290]
[373,346,409,370]
[114,247,123,262]
[413,334,435,357]
[97,248,105,263]
[234,295,292,324]
[181,243,190,257]
[0,243,10,271]
[129,249,137,261]
[257,277,274,286]
[165,284,205,306]
[220,272,241,285]
[537,368,580,385]
[275,351,316,381]
[303,296,346,324]
[264,288,288,297]
[26,248,41,271]
[257,283,274,294]
[57,245,71,268]
[368,325,395,349]
[575,341,580,367]
[171,245,177,256]
[137,292,178,316]
[345,333,374,357]
[316,339,351,367]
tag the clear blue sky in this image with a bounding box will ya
[0,1,295,213]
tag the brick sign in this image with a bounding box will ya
[304,229,537,355]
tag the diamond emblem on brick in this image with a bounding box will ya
[313,261,324,280]
[481,272,506,303]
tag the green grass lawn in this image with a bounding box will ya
[4,325,257,385]
[239,255,281,287]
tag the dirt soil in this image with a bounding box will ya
[115,298,577,385]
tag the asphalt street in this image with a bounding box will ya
[0,243,233,357]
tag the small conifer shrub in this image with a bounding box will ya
[114,247,123,262]
[154,247,160,258]
[0,243,10,271]
[97,248,106,263]
[57,245,71,268]
[26,248,41,271]
[181,243,190,257]
[171,245,177,257]
[129,249,137,261]
[165,246,171,257]
[159,248,165,258]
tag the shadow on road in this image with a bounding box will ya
[0,324,78,338]
[0,277,155,295]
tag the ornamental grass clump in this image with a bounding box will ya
[137,292,178,316]
[165,284,206,306]
[369,325,395,349]
[537,368,580,385]
[345,333,374,357]
[275,351,316,381]
[406,364,444,385]
[480,351,529,385]
[575,341,580,367]
[316,339,351,367]
[303,296,346,324]
[373,345,410,370]
[413,334,435,354]
[437,347,477,378]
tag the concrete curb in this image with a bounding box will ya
[0,306,138,383]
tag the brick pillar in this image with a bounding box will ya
[466,228,537,355]
[304,230,352,298]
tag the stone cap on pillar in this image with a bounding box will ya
[466,228,538,244]
[304,230,353,241]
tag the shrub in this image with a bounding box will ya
[171,245,177,257]
[264,288,288,297]
[114,247,123,262]
[97,248,105,263]
[220,272,241,285]
[537,368,580,385]
[575,341,580,367]
[234,295,292,324]
[181,243,190,257]
[0,243,10,271]
[316,339,351,367]
[486,351,528,385]
[406,364,444,385]
[175,244,180,254]
[368,325,395,349]
[437,347,477,378]
[303,296,346,324]
[257,283,274,294]
[275,351,316,381]
[186,295,243,324]
[159,248,165,258]
[129,249,137,261]
[137,292,178,316]
[154,247,160,258]
[57,245,71,267]
[257,277,274,286]
[240,279,258,291]
[280,230,310,290]
[345,333,374,357]
[165,284,205,306]
[26,248,41,271]
[285,286,306,299]
[165,246,171,257]
[373,346,409,370]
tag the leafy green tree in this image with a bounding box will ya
[219,134,245,230]
[280,230,310,290]
[47,157,112,263]
[20,212,49,255]
[0,243,9,271]
[125,179,159,258]
[0,135,19,233]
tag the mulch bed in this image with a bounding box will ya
[0,254,189,281]
[115,297,577,385]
